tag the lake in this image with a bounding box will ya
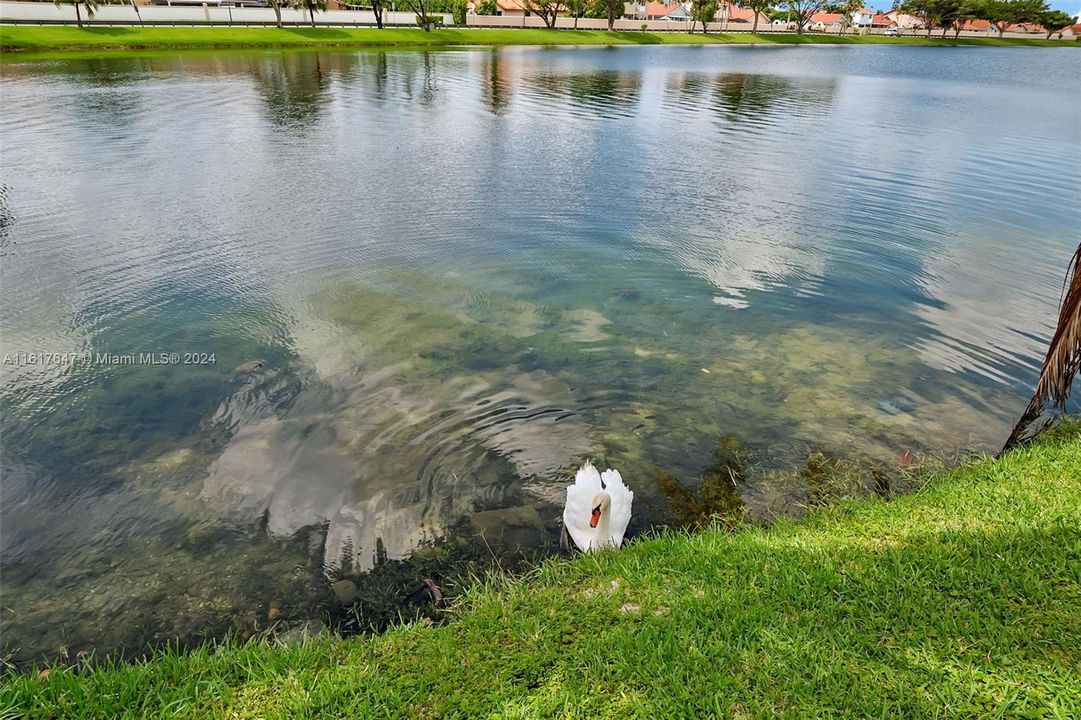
[1,44,1078,663]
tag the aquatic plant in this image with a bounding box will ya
[654,435,748,529]
[800,448,843,507]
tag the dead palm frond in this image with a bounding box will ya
[1002,243,1081,452]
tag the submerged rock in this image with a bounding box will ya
[330,579,359,605]
[276,620,326,647]
[876,396,917,416]
[469,504,546,550]
[234,360,265,374]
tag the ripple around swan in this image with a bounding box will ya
[1,44,1079,663]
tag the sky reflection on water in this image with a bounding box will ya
[1,45,1079,662]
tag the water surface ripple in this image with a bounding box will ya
[1,45,1079,662]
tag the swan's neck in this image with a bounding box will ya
[592,511,612,548]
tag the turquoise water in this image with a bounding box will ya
[1,45,1079,662]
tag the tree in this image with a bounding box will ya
[53,0,99,28]
[1002,244,1081,452]
[1039,8,1074,37]
[584,0,611,18]
[600,0,624,29]
[691,0,719,31]
[980,0,1047,37]
[901,0,963,37]
[524,0,567,27]
[946,0,972,35]
[291,0,327,27]
[837,0,862,33]
[370,0,387,27]
[403,0,440,29]
[478,0,498,11]
[566,0,589,27]
[787,0,824,32]
[268,0,284,27]
[948,0,982,36]
[736,0,771,32]
[449,0,468,24]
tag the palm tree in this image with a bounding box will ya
[54,0,100,28]
[1002,243,1081,452]
[291,0,327,27]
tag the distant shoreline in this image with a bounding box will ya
[2,26,1075,55]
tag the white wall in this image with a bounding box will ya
[464,15,772,31]
[0,0,1062,36]
[0,1,450,26]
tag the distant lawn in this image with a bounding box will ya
[3,422,1079,718]
[1,26,1074,54]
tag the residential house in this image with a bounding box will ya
[958,19,991,32]
[664,2,691,21]
[630,2,689,20]
[1053,23,1080,38]
[963,19,1046,34]
[884,9,924,29]
[715,2,771,28]
[1004,22,1044,33]
[806,12,847,31]
[851,7,875,27]
[495,0,526,16]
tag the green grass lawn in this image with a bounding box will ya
[0,26,1074,54]
[3,422,1079,718]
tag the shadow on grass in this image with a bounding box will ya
[282,28,353,40]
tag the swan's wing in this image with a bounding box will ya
[563,462,603,552]
[575,461,602,491]
[601,468,633,546]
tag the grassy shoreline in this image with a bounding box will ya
[1,26,1075,54]
[4,422,1079,718]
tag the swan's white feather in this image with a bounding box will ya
[563,462,633,552]
[600,468,633,547]
[563,461,602,552]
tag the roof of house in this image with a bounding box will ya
[809,12,845,24]
[725,6,762,22]
[496,0,525,10]
[645,1,681,16]
[871,13,895,25]
[960,19,991,30]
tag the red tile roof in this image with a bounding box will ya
[809,12,844,24]
[645,1,681,16]
[725,6,760,21]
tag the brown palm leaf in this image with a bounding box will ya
[1002,242,1081,451]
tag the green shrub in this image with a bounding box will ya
[450,0,467,25]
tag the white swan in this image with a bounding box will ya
[561,461,633,552]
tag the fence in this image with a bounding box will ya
[0,1,450,27]
[0,0,1061,37]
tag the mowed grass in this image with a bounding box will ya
[3,423,1080,719]
[0,26,1074,54]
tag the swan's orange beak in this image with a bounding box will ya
[589,507,602,528]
